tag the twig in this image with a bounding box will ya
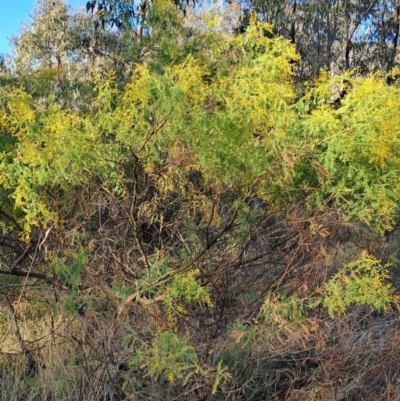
[10,243,34,273]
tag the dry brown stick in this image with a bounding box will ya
[10,243,34,272]
[0,268,57,283]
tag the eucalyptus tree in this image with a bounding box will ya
[12,0,75,72]
[81,0,400,79]
[236,0,400,79]
[12,0,126,73]
[84,0,205,73]
[9,0,123,110]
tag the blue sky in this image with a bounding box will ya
[0,0,83,55]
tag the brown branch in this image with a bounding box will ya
[290,1,297,45]
[10,243,35,273]
[0,269,93,291]
[0,269,57,284]
[138,109,174,154]
[349,1,378,40]
[0,207,22,231]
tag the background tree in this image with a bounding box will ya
[12,0,74,72]
[235,0,400,79]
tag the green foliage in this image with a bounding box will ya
[0,84,121,237]
[130,329,231,394]
[322,251,399,317]
[0,18,300,239]
[261,293,308,326]
[211,359,232,395]
[131,331,198,383]
[165,269,213,324]
[6,15,400,238]
[49,251,87,313]
[294,71,400,232]
[53,251,87,289]
[135,255,170,296]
